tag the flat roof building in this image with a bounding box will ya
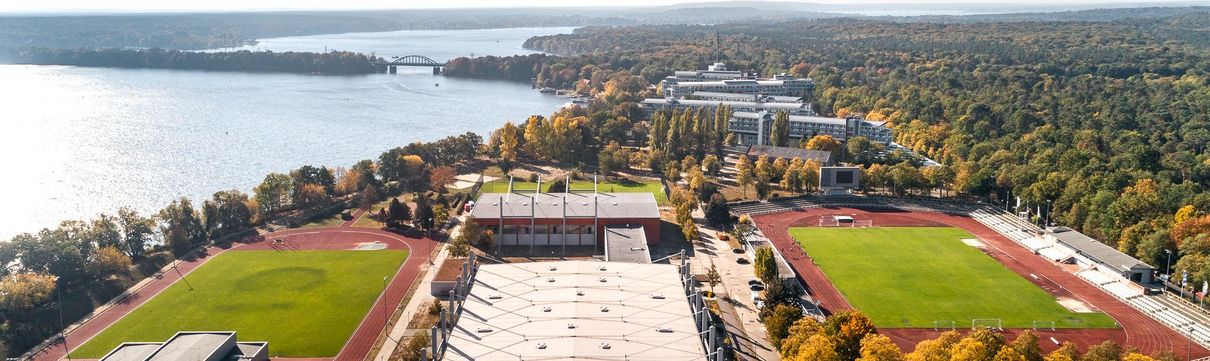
[743,144,832,165]
[99,332,268,361]
[470,179,662,251]
[1044,227,1156,283]
[729,111,892,146]
[440,261,707,360]
[640,97,816,117]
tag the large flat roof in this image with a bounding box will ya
[745,145,831,164]
[604,225,652,264]
[1047,227,1155,274]
[100,331,266,361]
[471,192,660,220]
[443,261,705,360]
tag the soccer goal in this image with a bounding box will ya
[852,220,874,228]
[818,217,840,227]
[933,320,956,331]
[972,318,1003,330]
[1032,320,1056,331]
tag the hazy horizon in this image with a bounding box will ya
[2,0,1207,14]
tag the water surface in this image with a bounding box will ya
[0,27,571,238]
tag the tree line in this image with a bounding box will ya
[0,48,381,74]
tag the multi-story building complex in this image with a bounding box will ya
[640,97,815,116]
[728,111,892,146]
[659,63,812,98]
[644,63,893,147]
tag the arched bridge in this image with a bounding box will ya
[374,55,448,74]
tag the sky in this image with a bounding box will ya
[0,0,1198,12]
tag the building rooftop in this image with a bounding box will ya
[604,225,652,264]
[471,192,661,220]
[673,79,811,87]
[745,145,832,164]
[443,261,705,360]
[641,98,812,112]
[100,331,267,361]
[1046,227,1155,274]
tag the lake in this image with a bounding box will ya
[0,27,573,238]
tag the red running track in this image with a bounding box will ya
[753,207,1209,358]
[29,226,435,361]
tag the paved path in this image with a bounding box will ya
[692,221,779,361]
[753,207,1210,358]
[30,226,435,361]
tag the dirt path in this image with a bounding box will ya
[753,207,1209,357]
[30,227,435,361]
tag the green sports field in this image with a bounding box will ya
[789,227,1117,329]
[72,250,408,358]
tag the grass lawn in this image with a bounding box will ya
[789,227,1117,329]
[476,178,666,204]
[299,211,348,228]
[72,250,408,358]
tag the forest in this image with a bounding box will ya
[0,48,381,74]
[450,15,1210,288]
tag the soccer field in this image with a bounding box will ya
[789,227,1117,329]
[72,250,408,358]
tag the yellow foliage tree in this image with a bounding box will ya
[857,334,903,361]
[791,334,840,361]
[949,337,987,361]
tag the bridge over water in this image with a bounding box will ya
[373,55,447,74]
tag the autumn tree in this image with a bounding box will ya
[857,334,904,361]
[705,263,721,293]
[88,246,132,278]
[736,155,755,198]
[790,334,840,361]
[754,247,779,284]
[429,166,458,193]
[823,309,878,361]
[1008,330,1043,361]
[771,110,791,147]
[254,172,293,215]
[763,303,804,348]
[0,272,57,311]
[159,197,207,257]
[117,207,153,259]
[804,134,842,159]
[1044,342,1080,361]
[703,154,722,176]
[1081,340,1123,361]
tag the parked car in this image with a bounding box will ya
[749,283,765,292]
[748,279,763,286]
[736,258,749,264]
[732,248,745,254]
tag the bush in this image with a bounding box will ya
[427,299,444,315]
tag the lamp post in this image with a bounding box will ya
[1165,249,1174,282]
[1045,200,1052,227]
[1189,327,1194,361]
[53,275,71,360]
[382,275,390,328]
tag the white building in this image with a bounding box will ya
[729,111,892,145]
[640,97,816,116]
